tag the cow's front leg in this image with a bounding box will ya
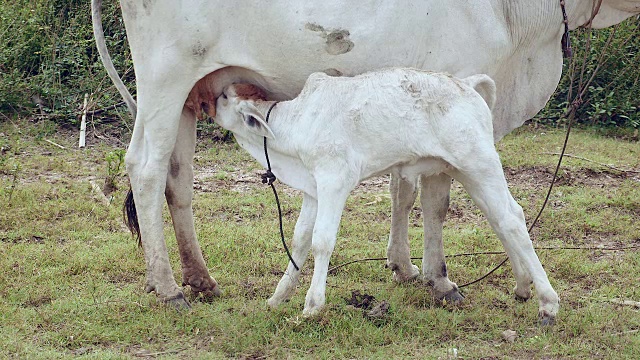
[420,174,463,302]
[268,194,317,308]
[387,173,420,282]
[303,174,354,317]
[166,107,221,300]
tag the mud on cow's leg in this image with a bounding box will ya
[420,174,463,303]
[387,174,421,282]
[166,107,221,301]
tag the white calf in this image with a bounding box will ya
[214,68,559,323]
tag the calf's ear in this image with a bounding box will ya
[237,101,276,139]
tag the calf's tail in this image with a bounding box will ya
[123,187,142,247]
[462,74,497,111]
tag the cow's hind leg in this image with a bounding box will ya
[268,194,317,308]
[420,174,463,303]
[450,156,559,324]
[125,76,194,309]
[387,174,420,282]
[166,108,221,300]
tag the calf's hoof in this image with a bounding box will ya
[302,305,324,318]
[539,310,556,326]
[391,264,421,283]
[437,288,465,304]
[267,296,283,309]
[514,286,532,302]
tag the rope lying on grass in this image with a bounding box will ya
[327,244,640,275]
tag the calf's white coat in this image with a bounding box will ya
[214,69,559,320]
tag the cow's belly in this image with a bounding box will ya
[206,1,511,100]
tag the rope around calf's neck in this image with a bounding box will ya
[262,101,299,271]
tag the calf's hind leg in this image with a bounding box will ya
[420,173,463,302]
[125,82,191,309]
[166,107,221,300]
[450,156,559,323]
[387,174,421,282]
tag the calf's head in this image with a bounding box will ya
[215,84,276,139]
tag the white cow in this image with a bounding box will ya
[92,0,639,314]
[213,69,560,321]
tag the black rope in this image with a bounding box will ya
[262,102,299,271]
[560,0,573,58]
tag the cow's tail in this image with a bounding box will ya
[462,74,496,112]
[91,0,137,119]
[123,187,142,247]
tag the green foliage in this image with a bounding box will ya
[537,19,640,129]
[0,0,132,126]
[104,148,125,192]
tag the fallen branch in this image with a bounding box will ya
[134,349,184,358]
[542,152,639,173]
[612,329,640,336]
[44,139,65,149]
[610,298,640,309]
[89,180,111,206]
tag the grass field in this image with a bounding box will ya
[0,119,639,359]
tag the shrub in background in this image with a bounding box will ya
[0,3,638,130]
[536,19,640,129]
[0,0,132,126]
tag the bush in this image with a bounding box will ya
[0,4,638,130]
[536,18,640,129]
[0,0,132,126]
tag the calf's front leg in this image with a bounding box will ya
[268,194,317,307]
[303,177,353,317]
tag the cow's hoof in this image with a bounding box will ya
[183,274,222,300]
[438,288,464,304]
[391,264,421,283]
[165,293,191,311]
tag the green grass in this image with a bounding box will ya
[1,121,639,359]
